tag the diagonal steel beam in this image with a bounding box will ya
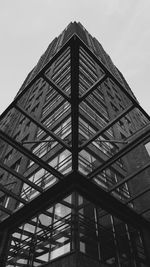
[109,162,150,193]
[125,187,150,206]
[79,104,134,151]
[0,205,12,215]
[0,161,43,193]
[15,104,71,152]
[71,36,80,171]
[0,183,27,205]
[79,74,107,103]
[88,128,150,179]
[0,35,74,122]
[0,171,149,232]
[140,207,150,216]
[77,35,150,122]
[74,173,150,230]
[42,74,71,103]
[0,173,76,231]
[0,130,63,181]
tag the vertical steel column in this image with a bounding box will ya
[141,228,150,265]
[0,228,10,266]
[70,36,79,171]
[70,192,80,255]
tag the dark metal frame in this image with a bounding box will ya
[0,33,150,265]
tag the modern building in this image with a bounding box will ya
[0,22,150,267]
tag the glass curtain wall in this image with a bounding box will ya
[6,193,147,267]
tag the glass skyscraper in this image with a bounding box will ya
[0,22,150,266]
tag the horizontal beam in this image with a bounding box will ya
[74,173,150,230]
[125,186,150,206]
[0,130,63,181]
[0,173,76,231]
[97,139,128,144]
[79,104,134,151]
[15,104,71,152]
[0,171,149,235]
[109,162,150,193]
[0,161,42,193]
[0,183,27,205]
[88,128,150,179]
[21,140,55,144]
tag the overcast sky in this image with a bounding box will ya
[0,0,150,115]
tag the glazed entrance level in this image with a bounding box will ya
[6,192,146,267]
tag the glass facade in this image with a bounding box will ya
[6,193,147,267]
[0,22,150,266]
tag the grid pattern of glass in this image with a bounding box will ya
[6,193,147,267]
[0,26,150,266]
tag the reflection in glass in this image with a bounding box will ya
[6,193,147,267]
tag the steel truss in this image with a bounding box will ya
[0,33,150,265]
